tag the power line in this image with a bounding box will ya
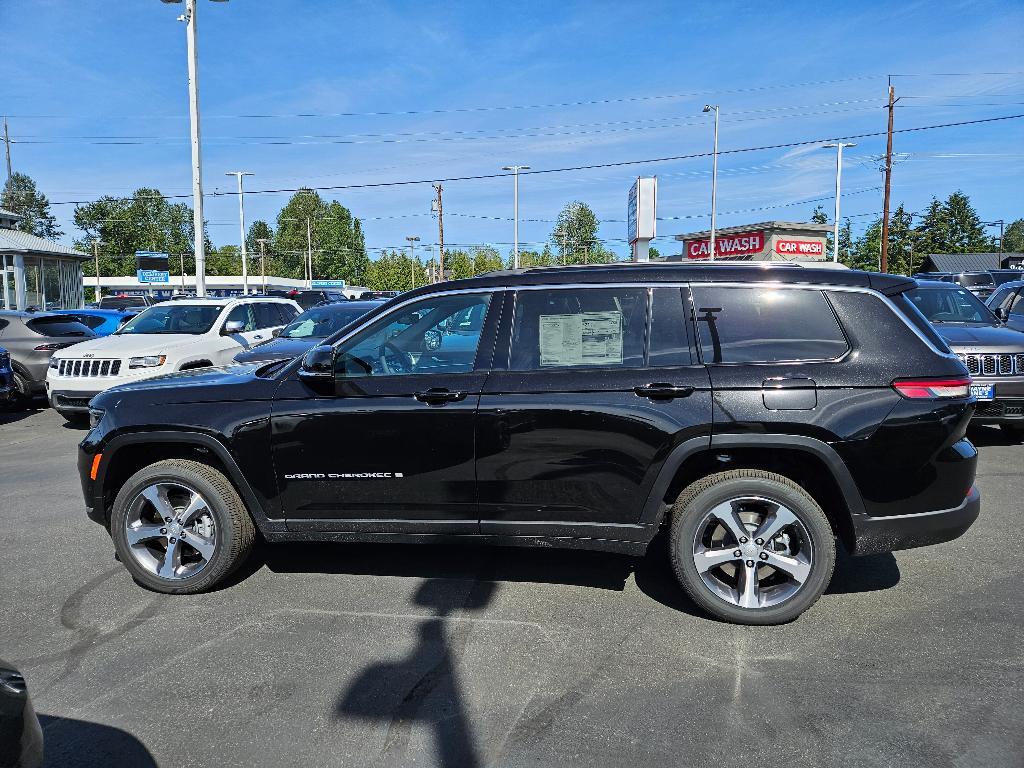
[45,112,1024,207]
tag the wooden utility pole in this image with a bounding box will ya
[433,183,444,282]
[880,84,896,273]
[3,118,11,182]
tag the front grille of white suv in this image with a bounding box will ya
[55,358,123,377]
[958,353,1024,377]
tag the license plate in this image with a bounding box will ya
[970,384,995,401]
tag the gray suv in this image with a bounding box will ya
[907,281,1024,436]
[0,311,95,407]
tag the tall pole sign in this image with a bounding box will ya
[628,177,657,262]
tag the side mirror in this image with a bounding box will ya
[299,345,334,379]
[222,319,245,335]
[995,307,1008,321]
[272,328,282,337]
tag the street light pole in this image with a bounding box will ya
[92,238,102,302]
[822,142,856,262]
[225,171,253,293]
[502,165,529,269]
[703,105,719,261]
[406,236,420,289]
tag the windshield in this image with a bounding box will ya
[906,286,998,325]
[117,304,223,335]
[281,305,372,339]
[990,271,1024,286]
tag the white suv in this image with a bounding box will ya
[46,296,301,422]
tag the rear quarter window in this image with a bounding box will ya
[691,286,848,364]
[26,317,92,337]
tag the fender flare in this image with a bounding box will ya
[638,433,866,527]
[96,430,280,534]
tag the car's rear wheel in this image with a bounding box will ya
[8,373,31,410]
[110,459,256,594]
[669,469,836,625]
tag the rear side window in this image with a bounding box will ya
[510,288,647,370]
[890,293,952,352]
[25,317,92,337]
[74,315,107,330]
[252,303,283,329]
[648,287,693,367]
[691,286,848,364]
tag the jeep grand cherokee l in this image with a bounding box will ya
[78,263,980,625]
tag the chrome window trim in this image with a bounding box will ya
[320,279,956,362]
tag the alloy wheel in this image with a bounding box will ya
[691,496,814,609]
[124,481,218,580]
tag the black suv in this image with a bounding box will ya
[78,264,980,624]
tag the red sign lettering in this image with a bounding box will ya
[775,239,825,256]
[687,231,764,259]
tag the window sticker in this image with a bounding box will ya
[539,310,623,367]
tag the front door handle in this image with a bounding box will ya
[634,383,695,400]
[414,388,467,405]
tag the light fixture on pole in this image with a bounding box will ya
[821,142,856,262]
[406,236,420,289]
[225,171,253,293]
[501,165,530,269]
[161,0,229,297]
[701,105,720,261]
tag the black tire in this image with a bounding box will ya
[669,469,836,625]
[109,459,256,594]
[9,373,31,410]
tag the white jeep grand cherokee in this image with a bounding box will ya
[46,296,301,422]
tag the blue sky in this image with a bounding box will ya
[3,0,1023,259]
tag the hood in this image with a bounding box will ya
[234,336,318,364]
[935,323,1024,353]
[92,363,275,408]
[51,333,206,358]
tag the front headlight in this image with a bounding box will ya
[128,355,167,369]
[88,407,105,429]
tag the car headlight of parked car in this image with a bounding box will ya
[128,355,167,369]
[88,407,105,429]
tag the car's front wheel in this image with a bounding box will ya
[669,469,836,625]
[110,459,256,594]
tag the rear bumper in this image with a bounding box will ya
[851,486,981,555]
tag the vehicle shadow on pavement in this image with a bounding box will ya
[967,425,1023,447]
[39,714,157,768]
[633,532,900,615]
[0,407,41,426]
[334,577,496,768]
[254,540,636,592]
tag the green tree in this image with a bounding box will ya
[1,172,62,239]
[1002,218,1024,252]
[648,245,661,259]
[811,204,834,258]
[552,201,600,263]
[471,246,504,275]
[837,218,853,265]
[943,191,992,252]
[444,249,474,280]
[73,188,208,278]
[511,244,557,269]
[273,189,367,284]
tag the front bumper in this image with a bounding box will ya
[851,486,981,555]
[969,377,1024,425]
[49,389,101,413]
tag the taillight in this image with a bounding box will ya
[892,377,972,399]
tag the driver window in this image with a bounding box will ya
[335,293,492,378]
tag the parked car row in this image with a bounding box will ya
[912,268,1024,299]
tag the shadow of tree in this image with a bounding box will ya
[334,577,497,768]
[39,714,157,768]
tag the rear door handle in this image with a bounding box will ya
[634,383,695,400]
[414,388,467,405]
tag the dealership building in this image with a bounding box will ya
[669,220,833,262]
[1,208,89,310]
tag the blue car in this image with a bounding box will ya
[50,308,140,336]
[0,345,13,406]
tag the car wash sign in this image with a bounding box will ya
[686,230,764,259]
[776,239,825,257]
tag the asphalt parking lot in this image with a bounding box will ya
[1,407,1022,768]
